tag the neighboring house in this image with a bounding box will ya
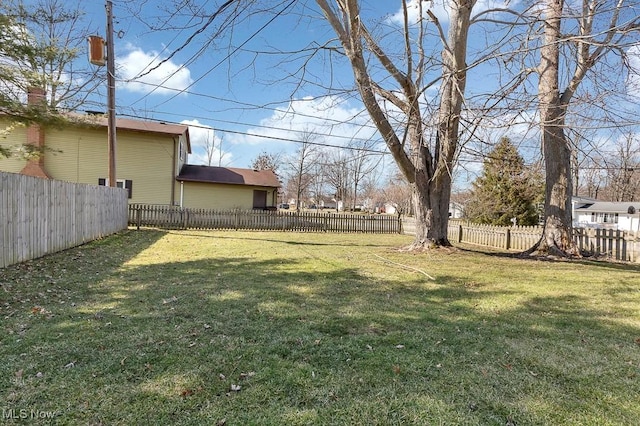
[2,90,281,210]
[449,202,464,219]
[1,109,190,206]
[176,164,280,210]
[573,196,640,232]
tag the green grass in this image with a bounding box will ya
[1,229,639,425]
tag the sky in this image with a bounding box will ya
[13,0,640,189]
[76,1,404,171]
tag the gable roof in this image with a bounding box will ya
[574,201,639,214]
[177,165,281,188]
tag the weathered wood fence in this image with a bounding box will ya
[128,204,401,234]
[402,217,639,262]
[446,219,639,262]
[1,172,129,268]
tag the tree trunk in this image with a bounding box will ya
[410,170,452,248]
[536,114,579,256]
[315,0,473,249]
[530,0,579,257]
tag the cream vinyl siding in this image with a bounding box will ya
[0,120,28,173]
[182,181,277,210]
[43,126,176,204]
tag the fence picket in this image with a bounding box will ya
[431,219,638,262]
[128,204,401,234]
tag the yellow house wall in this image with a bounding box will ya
[0,121,27,173]
[43,126,178,204]
[0,119,179,205]
[181,181,278,210]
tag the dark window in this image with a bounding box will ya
[253,190,267,209]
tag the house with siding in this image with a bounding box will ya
[176,164,280,210]
[1,111,191,206]
[2,95,279,210]
[573,197,640,232]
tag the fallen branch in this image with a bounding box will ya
[372,254,436,280]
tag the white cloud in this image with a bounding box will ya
[228,96,381,152]
[181,119,232,166]
[117,45,193,95]
[627,45,640,99]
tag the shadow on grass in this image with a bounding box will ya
[455,244,640,273]
[1,231,639,425]
[175,230,411,248]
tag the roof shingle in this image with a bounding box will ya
[177,165,280,188]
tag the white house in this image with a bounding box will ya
[573,197,640,232]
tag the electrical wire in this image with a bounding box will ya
[117,112,389,154]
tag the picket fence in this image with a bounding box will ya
[445,219,639,262]
[0,172,129,268]
[128,204,401,234]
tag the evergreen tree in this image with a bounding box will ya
[466,137,542,226]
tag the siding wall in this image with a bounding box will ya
[181,181,278,210]
[0,122,27,173]
[1,119,179,205]
[0,171,128,268]
[44,126,177,204]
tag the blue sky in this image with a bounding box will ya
[77,0,513,178]
[31,0,640,188]
[76,1,406,170]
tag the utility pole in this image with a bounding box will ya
[106,0,117,187]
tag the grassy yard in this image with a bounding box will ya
[1,230,639,425]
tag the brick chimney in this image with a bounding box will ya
[20,87,51,179]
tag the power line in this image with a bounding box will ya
[119,106,382,145]
[118,113,390,154]
[128,0,295,109]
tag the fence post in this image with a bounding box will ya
[182,207,188,230]
[505,228,511,250]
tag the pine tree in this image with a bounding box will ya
[466,137,543,226]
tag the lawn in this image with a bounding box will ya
[1,229,639,425]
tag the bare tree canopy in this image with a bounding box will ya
[0,0,102,111]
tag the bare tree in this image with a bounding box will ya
[0,0,102,111]
[203,132,216,167]
[323,149,351,211]
[316,0,476,248]
[381,169,412,216]
[284,131,318,210]
[251,151,281,173]
[527,0,640,256]
[602,134,639,202]
[347,141,383,211]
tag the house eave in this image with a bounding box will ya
[176,177,279,188]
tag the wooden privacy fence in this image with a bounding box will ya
[129,204,401,234]
[1,172,129,268]
[573,227,640,263]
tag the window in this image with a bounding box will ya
[98,178,133,199]
[253,190,267,209]
[591,212,619,224]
